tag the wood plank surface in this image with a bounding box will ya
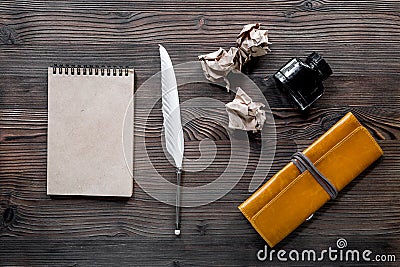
[0,0,399,266]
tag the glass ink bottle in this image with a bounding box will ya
[273,52,332,111]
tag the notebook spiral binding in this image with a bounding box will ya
[52,64,130,76]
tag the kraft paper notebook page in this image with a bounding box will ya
[47,66,134,197]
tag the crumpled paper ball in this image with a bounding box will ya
[236,23,271,66]
[198,47,240,91]
[198,23,271,91]
[225,87,266,131]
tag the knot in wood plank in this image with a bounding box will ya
[283,10,296,18]
[298,0,325,11]
[197,17,206,29]
[196,221,208,236]
[2,207,15,226]
[0,25,18,45]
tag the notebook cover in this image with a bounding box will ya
[47,67,134,197]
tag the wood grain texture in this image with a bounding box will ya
[0,0,400,266]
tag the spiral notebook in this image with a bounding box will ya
[47,66,134,197]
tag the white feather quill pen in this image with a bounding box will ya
[159,44,184,236]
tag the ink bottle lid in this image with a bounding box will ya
[305,52,332,81]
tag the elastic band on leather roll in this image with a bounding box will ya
[291,152,338,199]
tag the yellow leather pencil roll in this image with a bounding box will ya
[238,112,383,247]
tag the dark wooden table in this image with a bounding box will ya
[0,1,399,266]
